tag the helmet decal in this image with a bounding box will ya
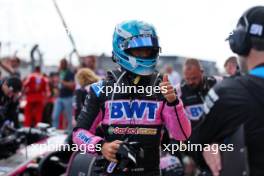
[115,25,132,39]
[128,56,138,68]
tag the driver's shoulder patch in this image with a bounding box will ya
[91,80,104,97]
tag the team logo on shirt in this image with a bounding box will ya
[77,132,92,144]
[185,104,204,120]
[203,89,219,114]
[108,100,159,121]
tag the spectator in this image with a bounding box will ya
[23,66,49,127]
[0,56,21,78]
[0,57,22,128]
[49,72,60,97]
[0,76,22,128]
[165,64,181,88]
[80,55,97,71]
[52,59,75,132]
[74,68,100,120]
[224,56,240,76]
[42,72,59,125]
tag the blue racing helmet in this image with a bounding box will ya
[112,20,160,76]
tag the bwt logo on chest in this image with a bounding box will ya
[108,100,159,120]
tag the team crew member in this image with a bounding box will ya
[192,6,264,176]
[74,68,100,119]
[0,57,22,128]
[224,56,240,77]
[176,58,221,128]
[0,76,22,127]
[23,66,49,127]
[72,20,191,176]
[0,57,21,78]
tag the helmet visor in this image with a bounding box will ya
[123,35,159,50]
[125,47,159,59]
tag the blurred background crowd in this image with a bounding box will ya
[0,50,238,131]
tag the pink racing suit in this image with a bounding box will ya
[72,71,191,175]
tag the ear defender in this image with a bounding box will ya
[228,16,251,56]
[228,6,262,56]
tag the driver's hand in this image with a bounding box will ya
[160,74,177,103]
[101,140,122,163]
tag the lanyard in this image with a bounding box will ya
[249,66,264,79]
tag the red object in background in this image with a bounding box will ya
[24,101,45,127]
[24,73,50,127]
[58,114,67,129]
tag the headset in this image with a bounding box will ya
[228,6,262,56]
